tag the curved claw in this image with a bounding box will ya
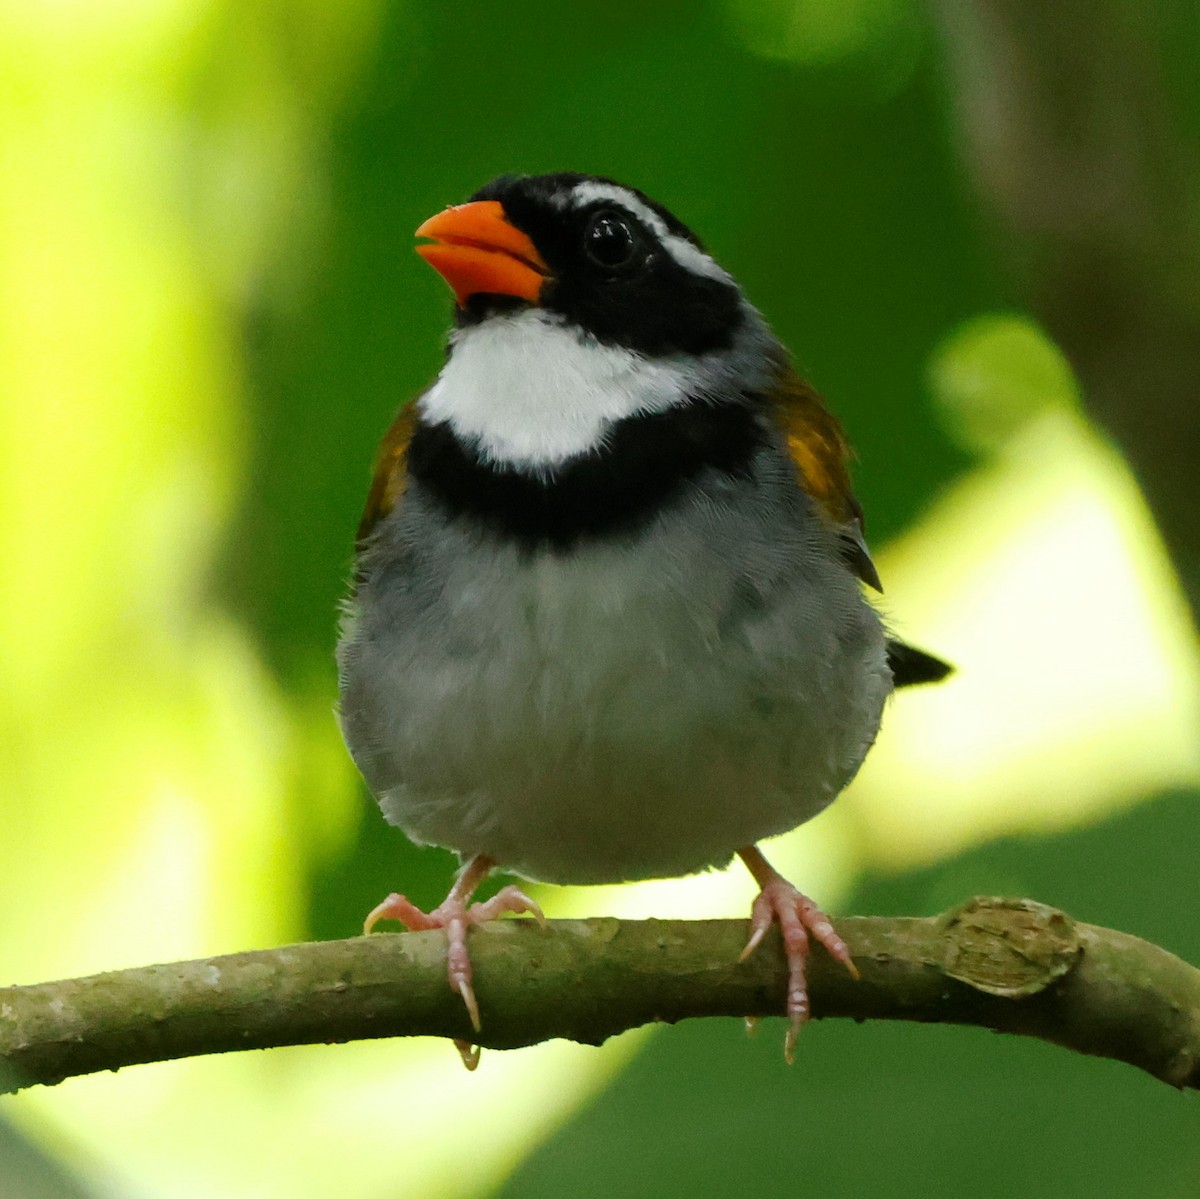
[454,1040,481,1071]
[738,924,767,963]
[738,864,859,1063]
[457,977,482,1033]
[364,871,545,1047]
[363,892,437,935]
[472,885,546,926]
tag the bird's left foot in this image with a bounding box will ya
[737,846,859,1063]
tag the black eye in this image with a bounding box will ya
[583,211,637,269]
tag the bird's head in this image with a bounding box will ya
[413,174,782,472]
[416,172,747,358]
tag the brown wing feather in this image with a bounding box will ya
[771,368,882,590]
[357,401,420,545]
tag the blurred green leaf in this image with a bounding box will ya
[929,314,1080,453]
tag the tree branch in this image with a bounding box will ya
[2,897,1197,1094]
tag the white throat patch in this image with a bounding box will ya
[419,311,704,469]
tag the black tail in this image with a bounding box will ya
[887,640,953,688]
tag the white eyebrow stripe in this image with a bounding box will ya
[566,181,733,284]
[566,181,668,235]
[661,233,732,282]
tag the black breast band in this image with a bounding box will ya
[406,400,767,551]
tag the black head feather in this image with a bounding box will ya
[458,173,743,357]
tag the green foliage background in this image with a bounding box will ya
[1,2,1197,1196]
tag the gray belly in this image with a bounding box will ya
[337,468,890,885]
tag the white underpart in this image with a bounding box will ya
[419,310,706,469]
[565,180,733,283]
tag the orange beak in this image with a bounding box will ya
[415,200,549,306]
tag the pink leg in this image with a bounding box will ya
[737,845,859,1063]
[363,853,545,1060]
[360,854,544,1070]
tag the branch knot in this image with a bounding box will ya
[940,896,1082,998]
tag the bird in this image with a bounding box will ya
[336,172,950,1066]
